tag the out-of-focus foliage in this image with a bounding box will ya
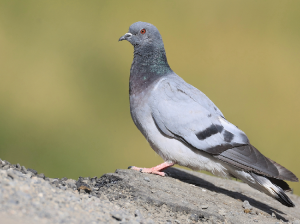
[0,1,299,195]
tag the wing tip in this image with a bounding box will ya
[268,158,299,182]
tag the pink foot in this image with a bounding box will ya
[128,162,174,177]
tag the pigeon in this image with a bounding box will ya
[119,21,298,207]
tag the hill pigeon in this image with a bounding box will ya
[119,22,298,207]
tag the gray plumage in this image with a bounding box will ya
[119,21,298,207]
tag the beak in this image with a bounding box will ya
[119,33,132,42]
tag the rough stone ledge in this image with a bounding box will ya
[0,158,299,224]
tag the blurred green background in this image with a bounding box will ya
[0,1,299,195]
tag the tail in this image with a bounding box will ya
[249,173,295,207]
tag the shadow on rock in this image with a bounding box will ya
[164,167,288,222]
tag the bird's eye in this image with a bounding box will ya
[140,29,146,34]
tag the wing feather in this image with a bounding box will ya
[150,75,249,154]
[216,145,280,178]
[149,74,298,181]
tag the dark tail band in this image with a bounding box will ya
[250,173,295,207]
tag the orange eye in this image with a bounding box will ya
[140,29,146,34]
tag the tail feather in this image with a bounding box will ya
[267,176,291,192]
[250,173,295,207]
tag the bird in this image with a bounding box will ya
[119,21,298,207]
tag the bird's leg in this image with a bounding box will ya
[128,161,175,177]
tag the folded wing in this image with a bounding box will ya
[150,75,298,181]
[151,75,249,153]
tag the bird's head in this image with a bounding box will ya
[119,22,163,49]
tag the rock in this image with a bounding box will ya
[272,212,276,218]
[27,168,38,175]
[3,160,11,165]
[6,169,19,180]
[244,209,251,214]
[82,178,91,185]
[66,179,76,189]
[242,200,252,210]
[0,160,299,224]
[76,180,91,193]
[91,177,97,185]
[134,209,143,218]
[3,165,10,170]
[37,173,45,179]
[24,172,34,178]
[59,185,67,190]
[79,189,86,194]
[189,213,199,221]
[218,209,226,216]
[110,210,130,221]
[21,166,27,174]
[144,177,150,182]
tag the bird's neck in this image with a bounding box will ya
[130,45,172,95]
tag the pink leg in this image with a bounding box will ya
[128,162,175,177]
